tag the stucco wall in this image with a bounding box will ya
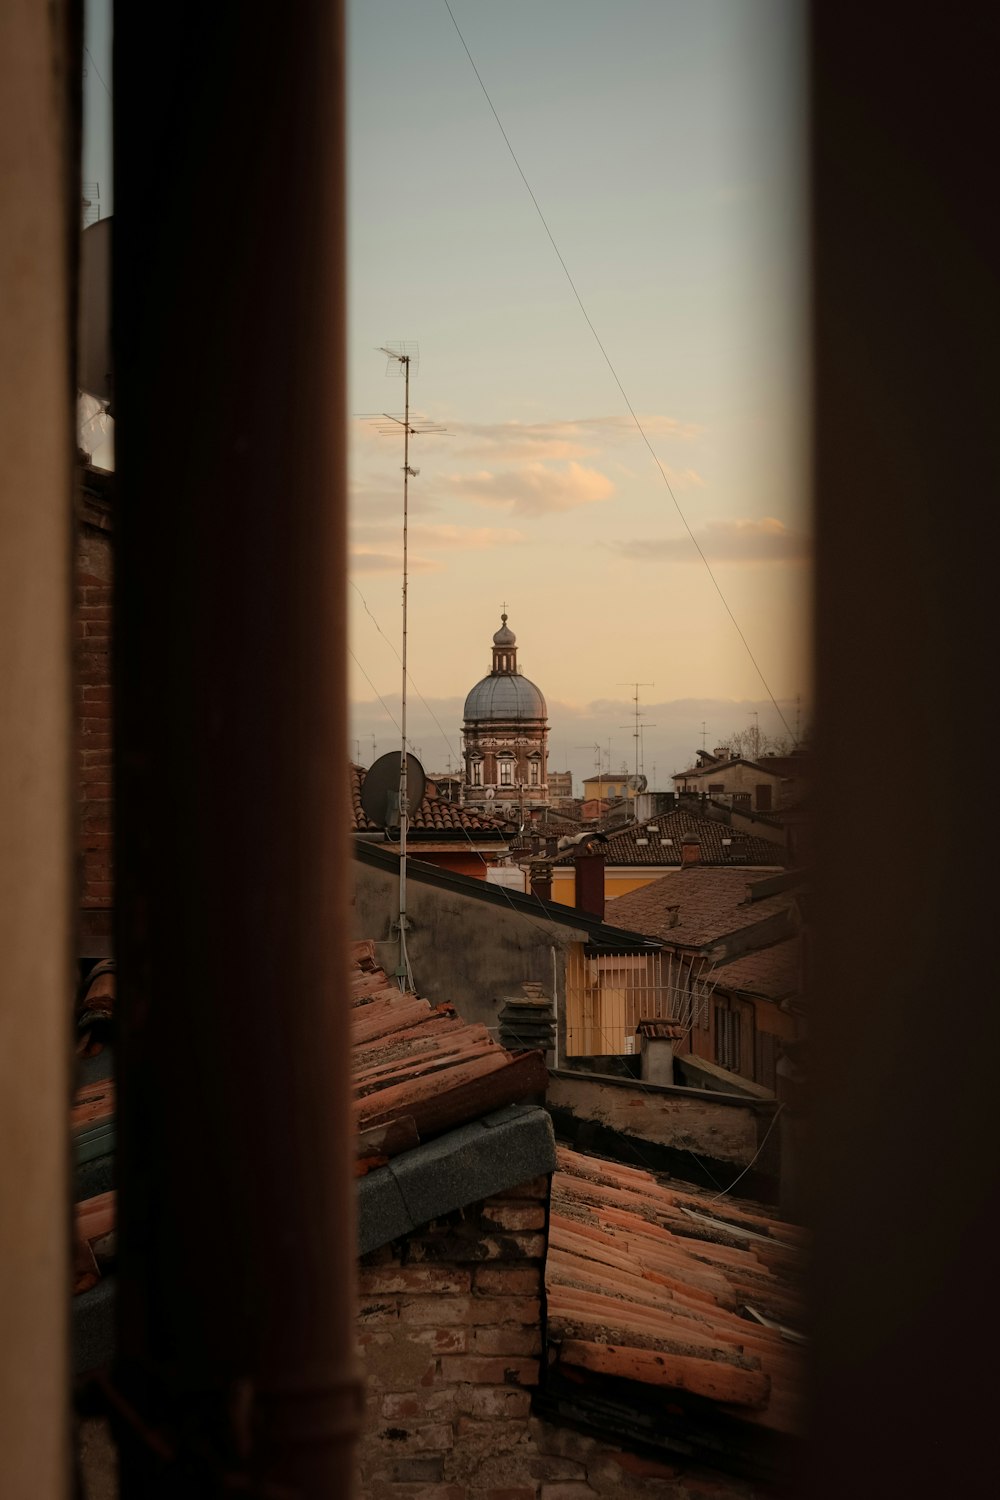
[352,856,588,1031]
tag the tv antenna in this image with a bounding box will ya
[363,343,447,990]
[577,742,606,807]
[620,682,655,788]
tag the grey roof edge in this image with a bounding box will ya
[353,838,660,951]
[357,1104,556,1256]
[548,1066,777,1112]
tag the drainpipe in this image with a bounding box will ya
[0,2,75,1490]
[113,3,360,1494]
[551,946,560,1071]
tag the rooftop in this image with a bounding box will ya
[350,762,508,836]
[712,934,802,1004]
[605,867,800,949]
[551,808,787,870]
[546,1146,805,1440]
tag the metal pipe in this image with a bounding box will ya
[112,2,359,1493]
[0,1,75,1489]
[399,354,410,990]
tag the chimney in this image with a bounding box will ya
[573,845,605,919]
[637,1019,684,1085]
[530,859,553,903]
[680,834,701,868]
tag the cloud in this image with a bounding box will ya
[352,522,525,552]
[453,414,702,464]
[609,517,811,564]
[350,549,443,575]
[444,461,615,516]
[349,479,439,520]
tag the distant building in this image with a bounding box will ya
[547,768,574,804]
[462,612,549,813]
[581,771,645,813]
[672,746,808,813]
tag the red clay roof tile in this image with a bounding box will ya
[546,1147,805,1436]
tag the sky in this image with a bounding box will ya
[348,1,810,789]
[80,0,810,793]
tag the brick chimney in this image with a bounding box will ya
[573,845,605,919]
[636,1019,684,1085]
[680,834,701,868]
[529,859,553,903]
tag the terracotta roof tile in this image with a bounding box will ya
[349,945,547,1170]
[605,867,796,948]
[350,763,508,835]
[72,941,548,1294]
[551,807,787,869]
[712,935,802,1002]
[545,1147,805,1436]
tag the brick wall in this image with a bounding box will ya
[355,1175,770,1500]
[75,470,114,949]
[356,1176,548,1500]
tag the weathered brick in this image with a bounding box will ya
[402,1296,473,1326]
[599,1450,681,1482]
[529,1458,588,1483]
[380,1394,423,1422]
[410,1325,468,1353]
[375,1423,454,1453]
[378,1455,444,1483]
[364,1343,437,1393]
[355,1329,395,1351]
[529,1422,599,1465]
[359,1243,395,1266]
[359,1265,472,1296]
[487,1176,550,1200]
[406,1234,546,1264]
[454,1417,535,1453]
[381,1388,457,1422]
[470,1327,542,1357]
[466,1297,541,1326]
[481,1206,546,1232]
[358,1300,400,1325]
[478,1489,538,1500]
[455,1387,532,1420]
[474,1267,541,1296]
[439,1357,539,1386]
[387,1486,462,1500]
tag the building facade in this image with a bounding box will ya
[462,612,549,813]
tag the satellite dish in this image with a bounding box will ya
[360,751,426,830]
[79,217,113,410]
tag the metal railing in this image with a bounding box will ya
[565,949,718,1056]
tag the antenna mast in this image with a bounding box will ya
[371,344,446,990]
[620,681,655,787]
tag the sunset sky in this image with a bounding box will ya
[348,0,809,788]
[82,0,809,791]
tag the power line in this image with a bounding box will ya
[440,0,795,746]
[84,45,113,103]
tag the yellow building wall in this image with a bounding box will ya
[550,867,666,909]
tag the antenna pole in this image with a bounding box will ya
[399,352,411,990]
[370,342,447,990]
[620,681,654,790]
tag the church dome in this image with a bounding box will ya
[464,673,547,722]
